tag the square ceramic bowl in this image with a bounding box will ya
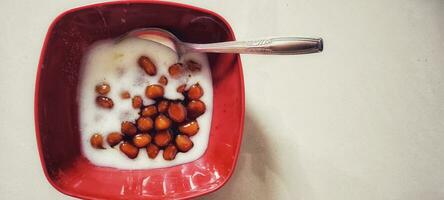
[34,1,244,199]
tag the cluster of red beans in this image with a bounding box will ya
[90,56,205,161]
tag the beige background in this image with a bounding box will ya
[1,0,443,199]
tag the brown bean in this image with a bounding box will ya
[187,83,203,100]
[177,84,187,93]
[186,60,202,72]
[187,100,206,119]
[157,100,169,113]
[119,142,139,159]
[163,144,178,160]
[132,95,143,108]
[154,130,172,147]
[146,143,160,159]
[106,132,123,147]
[133,134,152,148]
[145,84,164,99]
[138,56,157,76]
[175,134,194,152]
[137,117,153,131]
[95,83,110,95]
[121,121,137,136]
[90,133,104,149]
[96,96,114,109]
[154,114,171,130]
[120,91,131,99]
[158,75,168,85]
[168,102,187,123]
[178,120,199,136]
[142,105,157,117]
[168,63,184,77]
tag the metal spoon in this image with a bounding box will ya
[121,28,323,55]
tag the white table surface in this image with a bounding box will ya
[1,0,443,199]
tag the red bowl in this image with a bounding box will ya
[34,1,244,199]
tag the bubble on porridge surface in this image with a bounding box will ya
[115,66,126,78]
[94,114,102,122]
[134,73,148,86]
[78,37,213,169]
[119,110,132,121]
[113,52,124,60]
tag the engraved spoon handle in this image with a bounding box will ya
[183,37,323,55]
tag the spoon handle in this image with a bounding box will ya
[184,37,323,55]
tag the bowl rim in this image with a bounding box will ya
[34,1,245,199]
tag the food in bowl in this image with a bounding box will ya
[79,36,213,169]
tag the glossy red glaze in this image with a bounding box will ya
[34,1,244,199]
